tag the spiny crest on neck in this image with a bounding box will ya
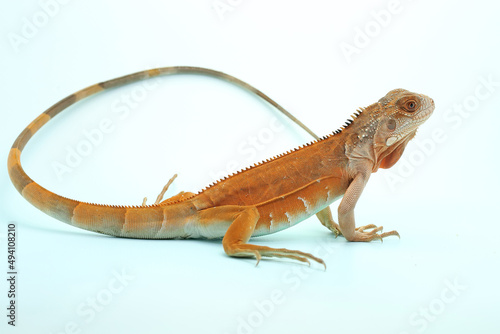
[334,106,367,133]
[197,106,369,195]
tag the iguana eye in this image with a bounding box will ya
[405,100,417,112]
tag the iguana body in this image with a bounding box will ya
[8,66,434,267]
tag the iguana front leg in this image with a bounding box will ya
[338,171,399,241]
[317,207,382,238]
[316,207,341,237]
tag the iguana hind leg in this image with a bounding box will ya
[142,174,195,206]
[199,206,325,268]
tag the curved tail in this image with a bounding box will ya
[8,66,318,238]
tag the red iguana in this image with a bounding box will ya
[8,66,434,267]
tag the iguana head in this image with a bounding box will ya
[345,88,435,171]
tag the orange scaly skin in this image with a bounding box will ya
[8,67,435,267]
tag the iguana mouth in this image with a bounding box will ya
[401,103,435,131]
[414,103,435,122]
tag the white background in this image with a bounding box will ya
[1,0,499,333]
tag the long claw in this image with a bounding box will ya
[380,230,400,239]
[368,226,384,235]
[254,251,262,267]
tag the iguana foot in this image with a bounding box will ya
[326,224,342,237]
[142,174,178,206]
[329,224,378,238]
[315,207,341,237]
[224,242,326,268]
[250,247,326,269]
[349,225,400,242]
